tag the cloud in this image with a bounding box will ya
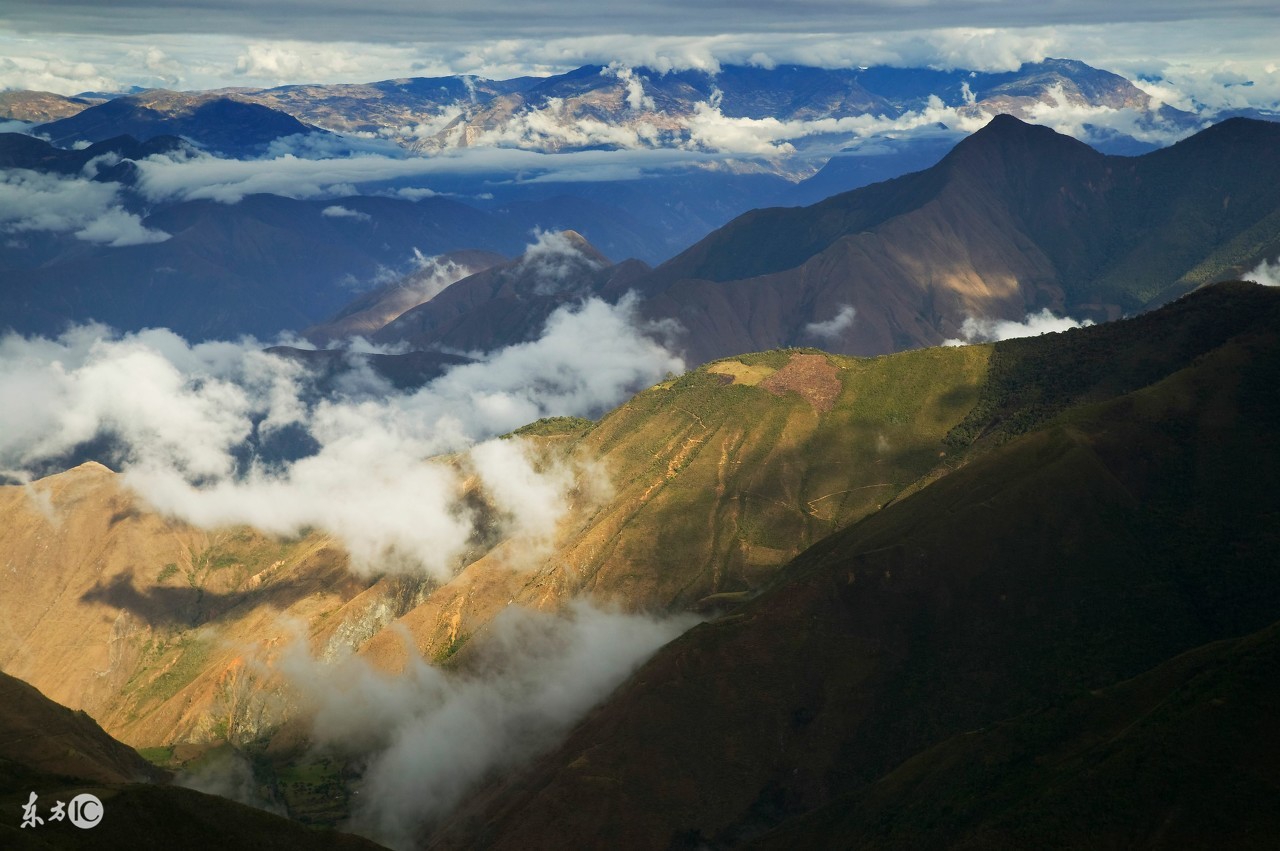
[804,304,857,341]
[0,119,36,134]
[4,4,1277,59]
[1245,258,1280,287]
[1015,82,1201,146]
[517,228,606,295]
[943,308,1094,345]
[0,168,171,246]
[321,204,371,221]
[131,146,720,204]
[0,295,682,577]
[73,206,173,246]
[279,601,698,849]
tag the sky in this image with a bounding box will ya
[1,1,1278,114]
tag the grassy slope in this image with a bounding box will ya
[427,282,1280,850]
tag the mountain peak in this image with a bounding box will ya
[943,112,1101,170]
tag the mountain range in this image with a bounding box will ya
[8,59,1198,159]
[361,115,1280,365]
[3,50,1280,849]
[429,281,1280,849]
[2,280,1277,846]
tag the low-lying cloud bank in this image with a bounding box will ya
[0,167,170,246]
[943,308,1094,345]
[0,294,683,577]
[281,601,697,849]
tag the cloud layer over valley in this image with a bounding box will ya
[0,295,683,577]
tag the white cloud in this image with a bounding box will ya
[0,119,36,134]
[1018,82,1202,146]
[280,601,698,849]
[1245,258,1280,287]
[131,146,719,204]
[0,295,682,577]
[0,168,170,246]
[804,304,857,341]
[943,308,1094,345]
[321,204,371,221]
[682,93,988,155]
[73,206,172,246]
[515,228,605,295]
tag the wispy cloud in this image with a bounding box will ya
[281,601,697,849]
[803,304,857,341]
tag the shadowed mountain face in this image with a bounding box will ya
[35,92,318,157]
[592,115,1280,364]
[0,671,167,787]
[0,670,386,850]
[373,231,651,353]
[304,249,509,345]
[427,282,1280,850]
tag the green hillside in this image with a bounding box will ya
[428,281,1280,850]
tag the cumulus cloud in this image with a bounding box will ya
[1245,257,1280,287]
[0,169,171,246]
[0,296,682,577]
[943,308,1094,345]
[280,601,697,849]
[803,304,857,341]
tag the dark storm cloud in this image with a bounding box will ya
[2,0,1274,42]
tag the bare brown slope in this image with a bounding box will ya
[428,285,1280,850]
[0,462,422,747]
[0,91,100,123]
[607,116,1280,364]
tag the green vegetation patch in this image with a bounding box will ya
[507,416,595,438]
[133,635,213,707]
